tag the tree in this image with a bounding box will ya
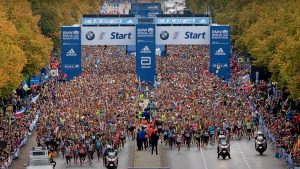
[188,0,300,102]
[1,0,53,76]
[0,5,27,96]
[29,0,101,48]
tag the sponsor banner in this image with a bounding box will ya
[155,17,210,25]
[210,25,231,80]
[136,24,156,83]
[61,26,82,80]
[30,75,41,87]
[129,9,162,18]
[156,26,210,45]
[131,3,161,10]
[81,17,137,25]
[81,26,136,45]
[126,45,165,52]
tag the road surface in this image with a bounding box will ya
[163,138,286,169]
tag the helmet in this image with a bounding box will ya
[106,145,112,149]
[256,131,263,135]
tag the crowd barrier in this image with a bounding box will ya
[259,115,299,169]
[1,111,41,169]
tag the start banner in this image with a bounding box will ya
[155,26,210,45]
[81,26,136,45]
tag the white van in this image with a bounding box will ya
[26,147,54,169]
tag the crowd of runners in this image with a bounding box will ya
[35,46,139,166]
[0,44,299,168]
[152,45,299,164]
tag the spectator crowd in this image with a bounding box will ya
[0,86,41,168]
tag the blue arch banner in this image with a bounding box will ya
[210,25,231,81]
[136,24,156,83]
[62,16,231,82]
[61,26,82,80]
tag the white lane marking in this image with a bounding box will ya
[236,142,252,169]
[200,148,209,169]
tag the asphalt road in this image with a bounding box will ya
[163,138,287,169]
[54,140,134,169]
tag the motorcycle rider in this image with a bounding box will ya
[217,135,231,159]
[103,145,117,166]
[255,131,266,140]
[254,131,268,155]
[255,131,267,147]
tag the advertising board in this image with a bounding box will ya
[156,26,210,45]
[61,26,82,80]
[81,26,136,45]
[81,17,137,26]
[210,25,231,80]
[155,17,210,25]
[136,24,156,83]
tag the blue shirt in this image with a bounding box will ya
[139,130,146,139]
[208,126,216,134]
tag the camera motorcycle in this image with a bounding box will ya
[255,131,267,155]
[217,135,231,159]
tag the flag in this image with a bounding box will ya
[138,76,141,93]
[31,94,40,103]
[96,110,105,116]
[15,107,27,118]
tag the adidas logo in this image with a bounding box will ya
[141,46,151,53]
[200,19,207,24]
[66,48,77,56]
[126,19,134,24]
[215,48,226,56]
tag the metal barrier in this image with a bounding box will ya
[259,115,295,169]
[1,111,41,169]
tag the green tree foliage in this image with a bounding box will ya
[29,0,101,48]
[0,0,100,96]
[2,0,53,76]
[0,5,27,96]
[188,0,300,101]
[0,0,53,96]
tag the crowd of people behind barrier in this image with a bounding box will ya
[0,87,41,168]
[0,44,299,168]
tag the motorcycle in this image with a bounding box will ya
[105,151,118,169]
[217,136,231,160]
[218,143,230,159]
[255,136,267,155]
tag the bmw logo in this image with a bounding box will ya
[86,31,95,40]
[160,31,169,40]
